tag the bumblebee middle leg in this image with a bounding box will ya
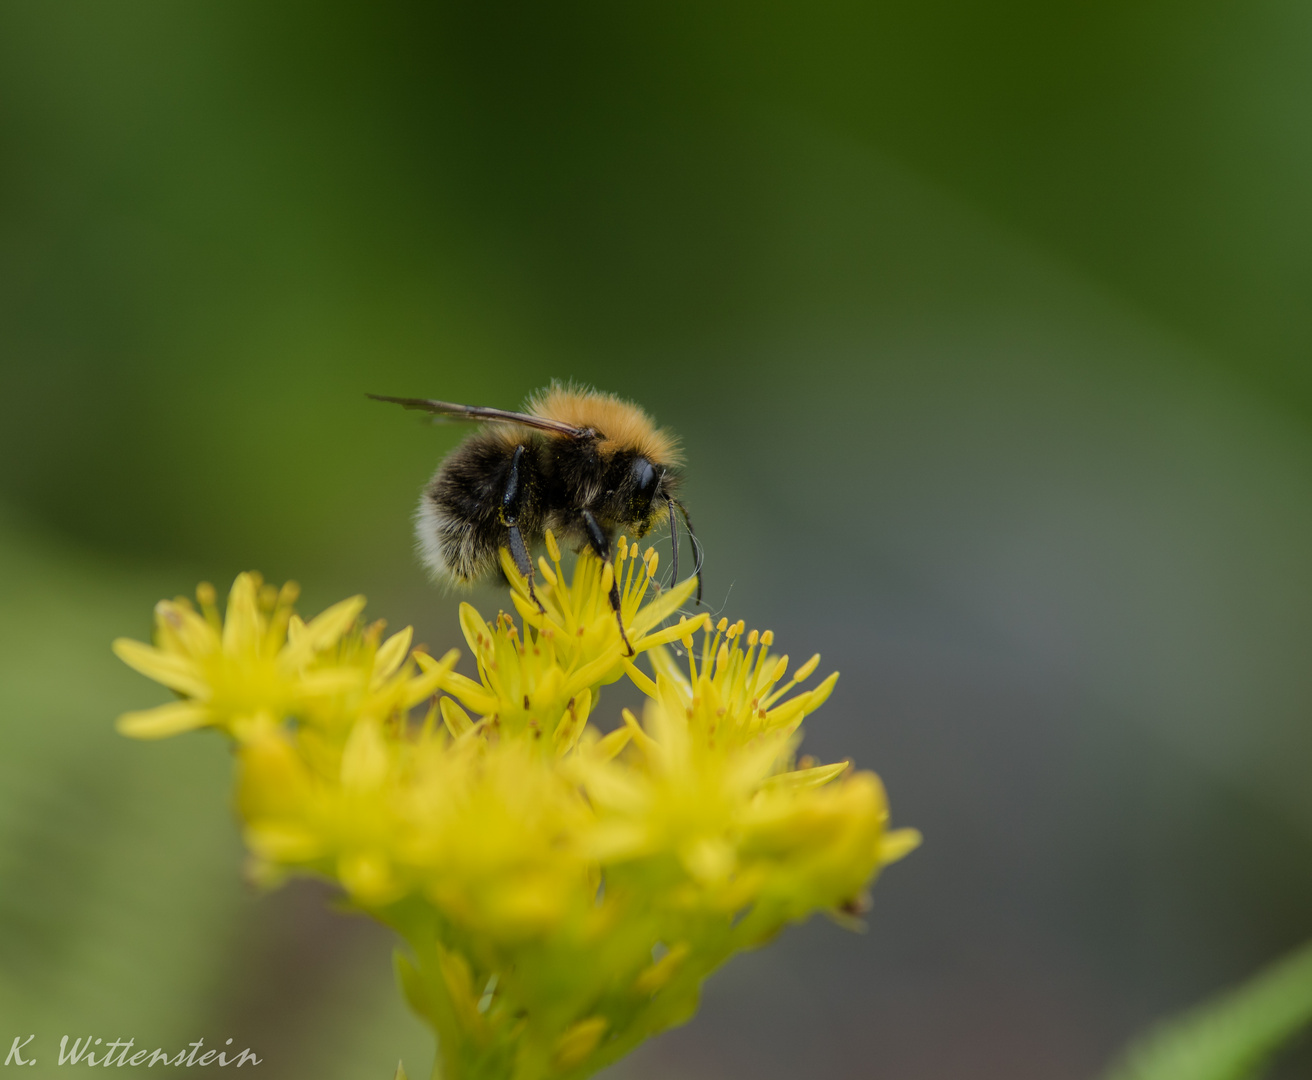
[580,507,635,657]
[500,444,545,613]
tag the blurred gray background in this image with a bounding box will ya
[2,2,1311,1077]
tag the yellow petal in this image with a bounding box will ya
[299,668,366,696]
[567,643,625,694]
[807,670,839,709]
[338,851,403,905]
[112,639,210,698]
[440,696,474,738]
[404,647,460,708]
[619,657,658,698]
[645,641,692,693]
[880,827,922,864]
[635,621,702,651]
[153,599,218,656]
[634,942,690,995]
[341,720,390,791]
[760,760,850,793]
[373,626,413,684]
[434,670,497,716]
[299,595,367,654]
[458,602,491,660]
[552,688,591,753]
[629,574,700,636]
[115,701,212,739]
[222,573,263,654]
[590,725,632,762]
[553,1017,607,1070]
[244,822,325,862]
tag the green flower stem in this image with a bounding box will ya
[1106,938,1312,1080]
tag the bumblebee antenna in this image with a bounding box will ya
[671,498,703,605]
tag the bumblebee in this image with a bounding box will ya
[370,384,701,654]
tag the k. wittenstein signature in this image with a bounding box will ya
[5,1035,261,1067]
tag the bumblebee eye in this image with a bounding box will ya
[632,457,658,500]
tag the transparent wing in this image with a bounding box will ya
[367,394,586,437]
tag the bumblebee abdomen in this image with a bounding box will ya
[416,434,545,584]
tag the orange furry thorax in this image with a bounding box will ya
[521,386,683,464]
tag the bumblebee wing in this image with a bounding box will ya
[367,394,587,437]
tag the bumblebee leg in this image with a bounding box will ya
[506,522,544,612]
[500,445,545,613]
[580,508,634,657]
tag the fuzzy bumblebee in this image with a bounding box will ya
[370,384,701,653]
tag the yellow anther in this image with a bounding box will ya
[538,556,558,585]
[646,550,659,576]
[196,582,217,607]
[747,629,759,647]
[545,529,561,563]
[795,653,821,682]
[617,537,629,562]
[761,630,774,646]
[716,617,728,633]
[770,656,788,683]
[601,563,615,594]
[734,619,745,637]
[278,581,300,605]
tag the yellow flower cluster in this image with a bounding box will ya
[114,536,918,1080]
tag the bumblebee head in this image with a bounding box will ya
[624,453,700,600]
[622,454,678,532]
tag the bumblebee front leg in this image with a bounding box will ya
[500,445,545,613]
[580,508,635,657]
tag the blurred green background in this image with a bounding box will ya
[3,2,1312,1077]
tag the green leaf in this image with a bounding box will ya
[1105,939,1312,1080]
[395,950,437,1028]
